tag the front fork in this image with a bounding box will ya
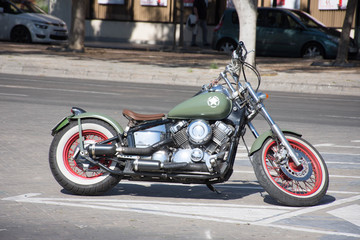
[245,82,302,167]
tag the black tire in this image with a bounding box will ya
[301,42,325,58]
[252,133,329,206]
[10,26,32,43]
[217,38,237,53]
[49,119,121,195]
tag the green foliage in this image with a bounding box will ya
[35,0,49,13]
[210,62,218,69]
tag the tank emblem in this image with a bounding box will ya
[207,96,220,108]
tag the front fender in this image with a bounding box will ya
[249,130,302,156]
[51,112,124,136]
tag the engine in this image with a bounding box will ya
[170,120,234,164]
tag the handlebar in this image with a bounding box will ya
[204,41,260,94]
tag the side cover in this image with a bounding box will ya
[168,92,232,120]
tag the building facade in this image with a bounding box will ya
[49,0,359,46]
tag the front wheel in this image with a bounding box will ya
[11,26,32,43]
[217,38,237,53]
[49,119,121,195]
[252,133,329,206]
[302,42,325,58]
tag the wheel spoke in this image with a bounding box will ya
[264,138,324,196]
[64,130,111,179]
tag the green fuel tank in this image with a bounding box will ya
[168,92,232,120]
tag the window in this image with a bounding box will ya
[0,1,19,14]
[257,10,266,27]
[264,10,296,29]
[231,10,238,25]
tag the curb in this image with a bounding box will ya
[0,42,359,96]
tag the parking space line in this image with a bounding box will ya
[3,193,360,238]
[257,195,360,225]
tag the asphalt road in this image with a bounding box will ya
[0,73,359,240]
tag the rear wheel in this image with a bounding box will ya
[252,133,329,206]
[302,42,325,58]
[49,119,121,195]
[10,26,32,43]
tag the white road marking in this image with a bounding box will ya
[321,152,360,156]
[234,170,360,180]
[0,84,121,96]
[0,93,28,97]
[320,115,360,120]
[326,161,360,165]
[328,190,360,195]
[257,195,360,226]
[233,170,255,174]
[275,95,360,103]
[330,175,360,179]
[328,204,360,227]
[1,193,292,223]
[235,153,249,158]
[2,193,360,238]
[314,143,360,149]
[0,75,193,93]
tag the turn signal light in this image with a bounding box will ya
[257,92,269,100]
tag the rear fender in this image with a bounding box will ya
[249,130,301,156]
[51,112,124,136]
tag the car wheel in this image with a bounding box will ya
[218,39,237,53]
[302,42,325,58]
[10,26,32,43]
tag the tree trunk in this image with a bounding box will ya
[68,0,86,52]
[232,0,258,66]
[334,0,358,65]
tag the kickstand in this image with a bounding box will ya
[206,184,221,194]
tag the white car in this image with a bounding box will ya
[0,0,68,43]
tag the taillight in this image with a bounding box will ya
[214,20,223,32]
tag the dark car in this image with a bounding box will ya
[212,7,358,58]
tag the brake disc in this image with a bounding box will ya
[280,151,313,181]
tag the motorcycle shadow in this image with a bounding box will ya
[103,180,264,200]
[106,181,336,206]
[60,182,336,206]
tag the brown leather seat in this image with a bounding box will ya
[122,109,165,121]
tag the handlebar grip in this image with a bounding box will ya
[236,41,243,54]
[236,41,248,60]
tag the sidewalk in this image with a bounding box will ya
[0,41,359,96]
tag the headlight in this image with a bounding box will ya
[33,21,49,30]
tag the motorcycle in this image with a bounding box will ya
[49,42,329,206]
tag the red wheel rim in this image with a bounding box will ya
[63,130,111,179]
[264,139,323,196]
